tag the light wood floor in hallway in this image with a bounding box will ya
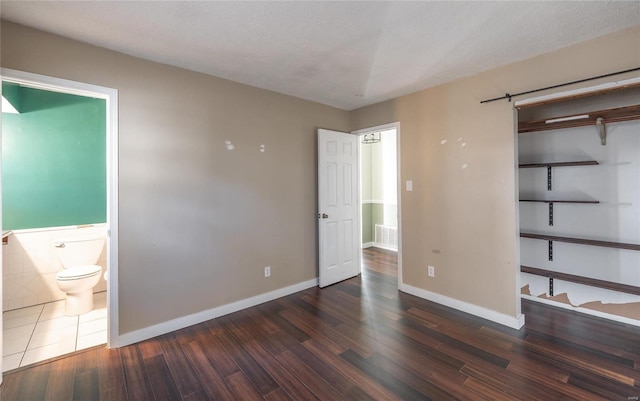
[2,247,639,400]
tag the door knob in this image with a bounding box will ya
[322,213,328,219]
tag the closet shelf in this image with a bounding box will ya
[519,199,600,204]
[519,160,599,193]
[520,232,640,251]
[521,265,640,296]
[516,82,640,110]
[519,160,599,168]
[518,104,640,133]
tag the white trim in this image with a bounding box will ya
[2,69,117,101]
[362,200,397,206]
[358,135,364,272]
[7,223,107,235]
[1,68,120,350]
[512,107,523,321]
[118,278,319,347]
[396,124,403,288]
[372,243,398,252]
[521,294,640,327]
[352,122,401,136]
[514,76,640,107]
[400,283,526,330]
[106,84,120,350]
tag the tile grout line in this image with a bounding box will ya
[16,301,65,367]
[23,305,79,366]
[18,304,45,368]
[75,314,80,353]
[4,295,107,371]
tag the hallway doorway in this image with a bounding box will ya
[355,123,400,286]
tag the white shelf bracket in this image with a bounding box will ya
[596,117,606,145]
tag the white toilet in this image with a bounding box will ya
[54,235,105,316]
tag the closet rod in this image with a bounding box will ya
[479,67,640,104]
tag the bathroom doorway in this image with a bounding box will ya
[354,123,401,284]
[1,69,118,374]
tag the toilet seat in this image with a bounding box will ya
[56,265,102,281]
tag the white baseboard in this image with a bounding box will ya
[400,283,525,330]
[521,294,640,327]
[361,242,374,248]
[117,278,318,347]
[372,243,398,252]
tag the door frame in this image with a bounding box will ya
[0,69,119,378]
[352,122,402,289]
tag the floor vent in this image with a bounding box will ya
[374,224,398,251]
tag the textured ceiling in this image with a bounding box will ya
[1,1,639,110]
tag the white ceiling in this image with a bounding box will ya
[1,1,639,110]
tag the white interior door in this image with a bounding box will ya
[318,129,360,287]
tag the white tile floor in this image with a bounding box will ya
[2,291,107,372]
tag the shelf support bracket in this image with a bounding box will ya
[596,117,606,146]
[547,167,552,191]
[548,202,554,226]
[548,240,553,261]
[549,277,554,296]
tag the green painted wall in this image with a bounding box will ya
[361,142,373,244]
[2,83,106,230]
[372,203,385,231]
[362,203,397,244]
[362,203,373,243]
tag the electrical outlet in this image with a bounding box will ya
[428,265,435,277]
[264,266,271,278]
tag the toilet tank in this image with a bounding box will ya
[54,235,105,267]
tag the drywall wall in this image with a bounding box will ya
[1,21,350,334]
[350,26,640,320]
[2,83,106,230]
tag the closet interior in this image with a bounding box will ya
[517,80,640,324]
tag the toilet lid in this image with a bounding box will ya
[57,265,102,280]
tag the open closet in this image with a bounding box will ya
[516,78,640,324]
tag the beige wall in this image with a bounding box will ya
[351,26,640,318]
[1,21,350,334]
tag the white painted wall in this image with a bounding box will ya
[367,129,398,228]
[519,107,640,306]
[381,130,397,227]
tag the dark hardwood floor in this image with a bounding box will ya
[362,247,397,277]
[2,247,639,400]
